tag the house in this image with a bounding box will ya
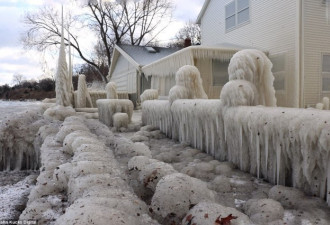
[107,44,181,103]
[196,0,330,108]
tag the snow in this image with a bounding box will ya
[106,81,118,99]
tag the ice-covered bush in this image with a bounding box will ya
[97,99,133,127]
[76,74,93,108]
[43,105,76,121]
[168,65,208,105]
[113,112,129,129]
[140,89,159,103]
[105,81,118,99]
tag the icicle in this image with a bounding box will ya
[265,130,269,177]
[327,154,330,206]
[239,125,243,169]
[256,133,260,179]
[276,143,281,185]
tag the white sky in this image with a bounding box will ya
[0,0,205,86]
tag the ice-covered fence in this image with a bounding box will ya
[142,100,330,204]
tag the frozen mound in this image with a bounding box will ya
[150,173,215,223]
[106,81,118,99]
[53,162,72,192]
[113,112,129,129]
[139,161,177,191]
[0,109,47,170]
[220,80,259,107]
[322,97,329,110]
[114,137,152,158]
[168,65,208,105]
[55,206,157,225]
[84,118,115,145]
[43,105,75,121]
[140,89,159,103]
[62,130,94,155]
[128,156,158,171]
[182,202,253,225]
[55,124,89,143]
[228,49,276,107]
[268,185,305,209]
[316,103,324,110]
[209,175,232,192]
[97,99,134,127]
[76,74,93,108]
[243,198,284,224]
[71,160,121,178]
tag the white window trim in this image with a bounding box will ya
[225,0,250,33]
[321,53,330,93]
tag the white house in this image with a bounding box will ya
[197,0,330,108]
[108,44,181,102]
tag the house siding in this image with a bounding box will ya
[200,0,299,107]
[302,0,330,107]
[111,54,137,93]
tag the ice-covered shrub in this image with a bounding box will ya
[228,49,276,107]
[55,124,89,143]
[53,162,72,191]
[62,130,93,155]
[97,99,133,127]
[220,80,258,107]
[113,112,129,129]
[76,74,93,108]
[323,97,329,110]
[268,185,305,209]
[168,65,208,105]
[182,202,253,225]
[140,89,159,103]
[128,156,157,171]
[243,198,284,224]
[105,81,118,99]
[151,173,215,222]
[43,105,76,121]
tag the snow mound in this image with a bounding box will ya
[228,49,276,107]
[43,105,76,121]
[182,202,253,225]
[106,81,118,99]
[151,173,215,222]
[53,162,72,191]
[128,156,157,171]
[140,89,159,103]
[323,97,329,110]
[114,138,152,158]
[62,130,93,155]
[209,175,232,192]
[220,80,258,107]
[97,99,133,127]
[55,124,89,143]
[268,185,305,209]
[168,65,208,105]
[244,198,284,224]
[113,112,129,128]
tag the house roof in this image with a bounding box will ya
[108,44,181,79]
[196,0,211,24]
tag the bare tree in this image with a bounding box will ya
[12,73,26,85]
[21,0,173,83]
[168,22,201,47]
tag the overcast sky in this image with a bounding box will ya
[0,0,204,86]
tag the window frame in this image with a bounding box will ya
[321,53,330,93]
[212,59,230,87]
[225,0,250,32]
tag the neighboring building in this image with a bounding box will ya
[108,44,181,102]
[196,0,330,108]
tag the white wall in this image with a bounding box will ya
[200,0,299,107]
[111,54,137,93]
[302,0,330,107]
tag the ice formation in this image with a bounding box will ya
[228,49,276,107]
[141,48,330,205]
[105,81,118,99]
[55,9,73,107]
[97,99,134,127]
[168,65,208,105]
[323,97,330,110]
[76,74,93,108]
[113,112,129,129]
[140,89,159,103]
[182,202,253,225]
[43,105,76,121]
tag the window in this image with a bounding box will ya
[225,0,250,31]
[269,54,286,91]
[322,54,330,91]
[212,59,229,86]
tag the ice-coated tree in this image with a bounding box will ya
[21,0,173,83]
